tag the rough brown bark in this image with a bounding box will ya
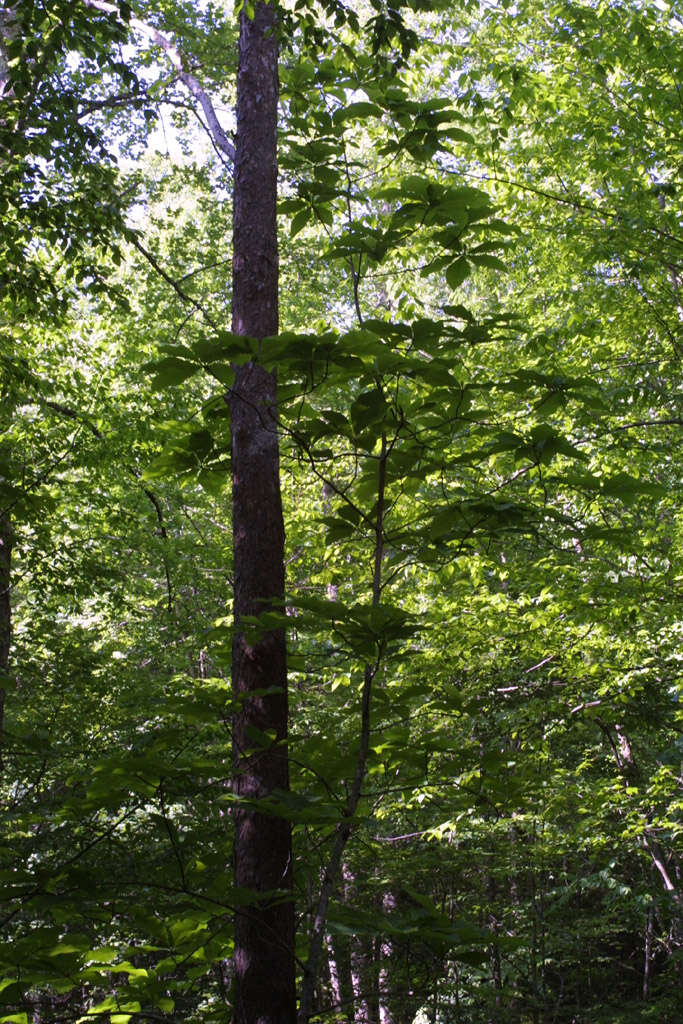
[229,3,295,1023]
[0,6,14,771]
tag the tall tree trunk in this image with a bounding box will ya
[0,5,17,772]
[230,3,295,1023]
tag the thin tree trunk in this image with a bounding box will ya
[299,436,388,1023]
[370,936,381,1024]
[350,935,373,1024]
[0,514,12,770]
[378,891,395,1024]
[327,935,343,1010]
[643,903,653,1001]
[489,875,502,1016]
[230,4,295,1023]
[529,867,540,1024]
[328,933,356,1021]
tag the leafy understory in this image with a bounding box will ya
[0,1,681,1023]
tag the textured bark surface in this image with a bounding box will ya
[230,3,296,1023]
[0,6,13,756]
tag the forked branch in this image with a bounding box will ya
[82,0,235,161]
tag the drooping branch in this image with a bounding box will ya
[82,0,235,162]
[597,717,681,906]
[129,236,219,329]
[135,476,174,616]
[43,400,174,615]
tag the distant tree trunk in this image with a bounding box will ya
[0,4,17,89]
[378,892,395,1024]
[377,890,422,1024]
[324,867,356,1022]
[0,514,12,769]
[643,903,653,1001]
[328,933,355,1021]
[370,936,381,1023]
[351,935,378,1024]
[488,875,503,1019]
[230,3,295,1024]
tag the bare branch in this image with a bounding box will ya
[129,235,219,329]
[82,0,235,161]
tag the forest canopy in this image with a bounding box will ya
[0,1,681,1023]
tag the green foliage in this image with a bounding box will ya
[1,0,681,1022]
